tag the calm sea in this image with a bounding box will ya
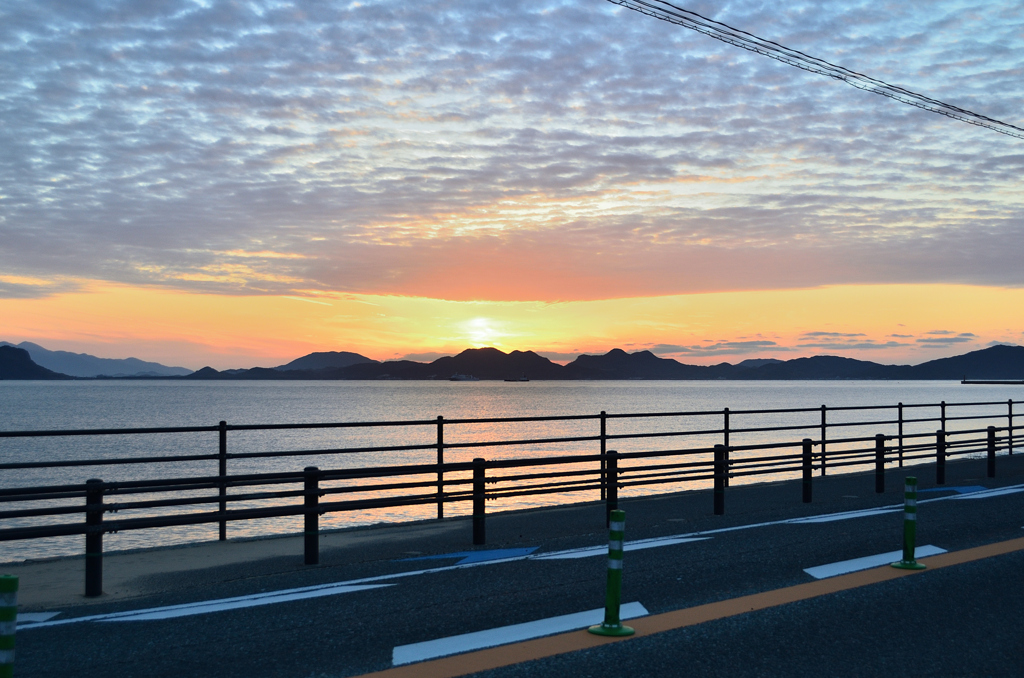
[1,380,1018,562]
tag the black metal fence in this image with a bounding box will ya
[0,399,1017,596]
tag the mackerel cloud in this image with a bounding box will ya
[1,0,1022,301]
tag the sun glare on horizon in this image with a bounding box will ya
[462,317,506,347]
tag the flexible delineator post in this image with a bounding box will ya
[891,477,926,570]
[0,575,17,678]
[588,509,634,637]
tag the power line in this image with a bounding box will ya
[606,0,1024,140]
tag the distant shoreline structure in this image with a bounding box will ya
[961,378,1024,385]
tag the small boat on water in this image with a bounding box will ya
[449,373,480,381]
[504,374,529,382]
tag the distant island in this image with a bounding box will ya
[3,343,1023,382]
[0,341,192,378]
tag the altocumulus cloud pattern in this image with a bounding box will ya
[1,0,1023,302]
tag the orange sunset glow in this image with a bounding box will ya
[1,282,1020,370]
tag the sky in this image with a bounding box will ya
[1,0,1022,370]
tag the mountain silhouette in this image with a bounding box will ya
[899,344,1024,380]
[0,346,73,380]
[7,343,1022,382]
[274,351,376,372]
[178,344,1024,381]
[0,341,192,377]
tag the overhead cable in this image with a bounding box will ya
[606,0,1024,140]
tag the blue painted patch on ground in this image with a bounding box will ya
[398,547,538,565]
[918,486,987,495]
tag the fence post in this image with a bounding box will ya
[897,402,904,467]
[436,416,444,520]
[473,458,486,545]
[820,405,827,476]
[987,426,996,479]
[802,438,813,503]
[936,430,946,485]
[714,445,726,515]
[85,479,104,597]
[304,466,319,565]
[1009,400,1014,456]
[606,450,618,527]
[723,408,730,488]
[219,420,227,541]
[587,509,633,637]
[0,575,17,678]
[600,411,607,502]
[940,401,946,432]
[875,434,885,494]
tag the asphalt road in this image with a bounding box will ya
[12,454,1024,677]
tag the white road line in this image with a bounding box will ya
[803,545,947,579]
[533,536,710,560]
[786,507,901,524]
[102,584,393,622]
[17,583,392,629]
[953,485,1024,500]
[17,612,60,626]
[392,602,649,666]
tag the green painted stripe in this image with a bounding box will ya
[0,608,15,623]
[0,636,13,650]
[0,579,15,595]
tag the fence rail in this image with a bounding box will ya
[0,398,1018,596]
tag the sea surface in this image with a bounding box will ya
[1,380,1019,562]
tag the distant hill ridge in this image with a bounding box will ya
[0,346,72,380]
[274,351,376,372]
[0,341,192,378]
[183,344,1024,381]
[3,342,1023,381]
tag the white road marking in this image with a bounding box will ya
[17,612,60,625]
[953,485,1024,500]
[787,507,901,524]
[803,545,947,579]
[532,536,710,560]
[16,583,391,629]
[392,602,649,666]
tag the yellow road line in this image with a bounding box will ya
[359,536,1024,678]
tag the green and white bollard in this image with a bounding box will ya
[0,575,17,678]
[588,509,634,637]
[891,477,926,570]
